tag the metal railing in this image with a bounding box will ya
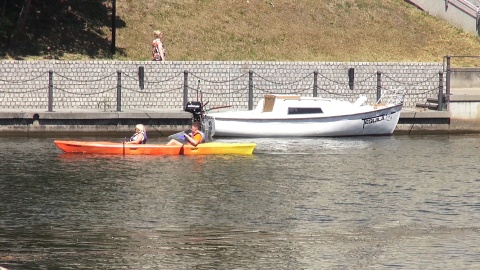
[443,55,480,111]
[1,68,443,111]
[447,0,480,17]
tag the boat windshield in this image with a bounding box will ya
[288,107,323,114]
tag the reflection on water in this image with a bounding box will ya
[1,135,480,269]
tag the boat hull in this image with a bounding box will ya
[54,141,256,155]
[206,103,403,137]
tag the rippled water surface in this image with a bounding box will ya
[1,135,479,269]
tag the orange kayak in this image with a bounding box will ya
[54,140,256,155]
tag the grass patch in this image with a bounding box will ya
[1,0,480,65]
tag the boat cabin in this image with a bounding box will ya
[262,94,301,112]
[257,94,327,115]
[255,94,368,115]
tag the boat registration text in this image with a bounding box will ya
[362,114,391,128]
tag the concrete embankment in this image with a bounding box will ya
[2,90,480,137]
[0,105,478,137]
[397,93,480,135]
[0,109,193,137]
[3,60,480,137]
[395,109,451,135]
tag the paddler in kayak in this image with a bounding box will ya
[167,122,205,146]
[126,124,147,144]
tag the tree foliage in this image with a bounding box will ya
[0,0,123,59]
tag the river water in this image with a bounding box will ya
[0,135,479,269]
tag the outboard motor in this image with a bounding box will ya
[184,101,203,122]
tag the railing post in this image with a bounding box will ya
[445,55,451,111]
[248,70,253,110]
[48,70,53,112]
[313,70,318,97]
[376,71,382,102]
[438,72,444,111]
[348,68,355,90]
[183,70,189,108]
[138,66,144,90]
[116,70,122,112]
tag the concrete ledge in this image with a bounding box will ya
[0,109,194,137]
[395,108,452,135]
[449,95,480,102]
[0,109,192,120]
[0,107,479,137]
[400,109,450,119]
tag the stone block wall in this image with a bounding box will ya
[0,60,444,110]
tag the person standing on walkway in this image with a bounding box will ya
[152,30,166,61]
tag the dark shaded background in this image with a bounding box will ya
[0,0,125,59]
